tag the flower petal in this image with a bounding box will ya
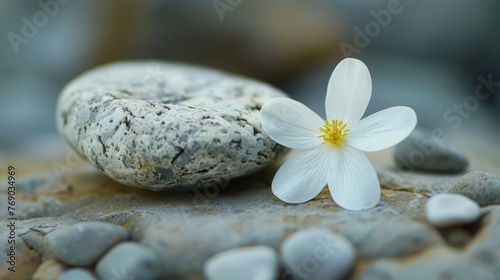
[261,97,324,149]
[272,146,330,203]
[325,58,372,125]
[347,106,417,152]
[327,147,380,211]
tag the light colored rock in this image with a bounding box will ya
[394,129,468,173]
[32,259,66,280]
[204,246,278,280]
[426,194,480,227]
[58,268,96,280]
[96,242,162,280]
[45,221,129,266]
[56,61,287,189]
[448,171,500,206]
[280,228,356,280]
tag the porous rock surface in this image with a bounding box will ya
[56,61,287,189]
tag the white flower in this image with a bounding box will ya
[260,58,417,211]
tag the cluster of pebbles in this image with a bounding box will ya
[17,61,498,279]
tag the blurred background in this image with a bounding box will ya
[0,0,499,160]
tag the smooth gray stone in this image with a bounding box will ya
[203,246,278,280]
[96,242,162,280]
[58,268,96,280]
[280,228,356,280]
[342,218,441,259]
[56,61,288,190]
[448,171,500,206]
[425,193,480,227]
[45,221,129,266]
[394,129,468,173]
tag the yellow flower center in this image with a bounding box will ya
[319,119,350,147]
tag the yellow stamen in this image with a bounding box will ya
[318,119,350,147]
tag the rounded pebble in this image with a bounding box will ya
[58,268,96,280]
[45,221,129,266]
[280,228,356,280]
[96,242,162,280]
[56,61,287,189]
[394,129,468,173]
[448,171,500,206]
[426,194,480,227]
[204,245,278,280]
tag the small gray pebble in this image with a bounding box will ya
[58,268,97,280]
[343,218,441,259]
[426,193,480,227]
[394,129,468,173]
[448,171,500,206]
[96,242,162,280]
[280,228,356,280]
[204,246,278,280]
[45,221,129,266]
[56,61,288,190]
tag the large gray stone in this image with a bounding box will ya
[56,61,287,190]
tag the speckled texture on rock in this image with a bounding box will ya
[448,171,500,206]
[56,61,288,189]
[394,129,468,173]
